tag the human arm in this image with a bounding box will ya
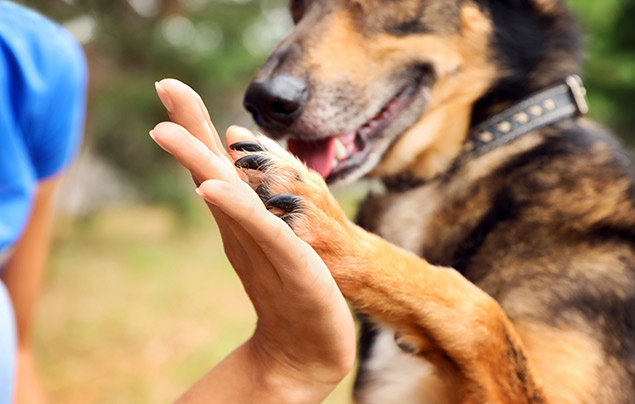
[0,5,87,402]
[1,176,62,404]
[150,79,356,403]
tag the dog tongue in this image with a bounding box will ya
[287,137,336,179]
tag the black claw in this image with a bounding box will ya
[235,154,270,170]
[265,194,302,213]
[229,141,265,152]
[394,332,419,355]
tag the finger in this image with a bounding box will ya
[200,179,336,307]
[150,109,285,295]
[150,121,239,184]
[200,187,284,305]
[226,125,257,145]
[226,125,261,160]
[196,179,314,273]
[214,212,267,284]
[155,78,227,158]
[218,210,286,303]
[195,187,288,297]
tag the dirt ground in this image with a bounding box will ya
[36,198,359,403]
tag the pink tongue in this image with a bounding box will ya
[287,137,336,179]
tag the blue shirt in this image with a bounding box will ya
[0,1,87,254]
[0,4,87,402]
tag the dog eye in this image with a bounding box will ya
[290,0,308,23]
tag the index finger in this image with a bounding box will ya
[155,78,227,159]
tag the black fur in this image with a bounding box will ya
[352,317,380,394]
[386,17,432,36]
[449,188,518,275]
[471,0,581,125]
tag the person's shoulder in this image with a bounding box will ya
[0,1,67,39]
[0,1,86,80]
[0,2,87,179]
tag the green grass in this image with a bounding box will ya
[34,190,366,403]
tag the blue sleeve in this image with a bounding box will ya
[0,2,88,251]
[27,32,88,179]
[0,1,88,180]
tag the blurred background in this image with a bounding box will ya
[12,0,635,402]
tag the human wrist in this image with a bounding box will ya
[244,337,347,404]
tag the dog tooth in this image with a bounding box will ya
[334,137,348,161]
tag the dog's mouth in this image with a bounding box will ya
[287,78,424,183]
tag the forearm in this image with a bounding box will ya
[1,177,60,345]
[175,340,339,404]
[1,176,61,404]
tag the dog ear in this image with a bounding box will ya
[469,0,580,125]
[290,0,309,23]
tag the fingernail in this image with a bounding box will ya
[155,81,174,112]
[149,130,171,154]
[195,187,204,197]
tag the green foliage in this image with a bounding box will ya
[16,0,635,211]
[569,0,635,145]
[19,0,289,215]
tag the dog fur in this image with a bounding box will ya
[237,0,635,402]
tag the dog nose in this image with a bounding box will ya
[243,74,307,129]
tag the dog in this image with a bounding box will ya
[233,0,635,402]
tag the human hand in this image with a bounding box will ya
[150,79,356,403]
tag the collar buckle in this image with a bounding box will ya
[566,74,589,116]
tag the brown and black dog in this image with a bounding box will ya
[233,0,635,402]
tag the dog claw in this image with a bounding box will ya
[235,154,270,170]
[229,142,265,152]
[265,194,302,214]
[394,332,420,355]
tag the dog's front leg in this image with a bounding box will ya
[230,138,546,404]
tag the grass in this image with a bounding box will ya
[34,187,367,403]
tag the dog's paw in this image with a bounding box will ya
[230,137,352,254]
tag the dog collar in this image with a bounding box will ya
[461,74,589,159]
[381,75,589,192]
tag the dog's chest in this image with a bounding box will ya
[361,184,444,256]
[355,183,486,403]
[355,186,459,404]
[355,325,454,404]
[359,178,493,267]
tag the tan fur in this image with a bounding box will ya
[368,132,545,260]
[239,138,547,403]
[373,4,498,178]
[241,0,634,401]
[300,3,497,178]
[514,321,600,404]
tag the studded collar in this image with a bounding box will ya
[459,75,588,162]
[381,75,589,192]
